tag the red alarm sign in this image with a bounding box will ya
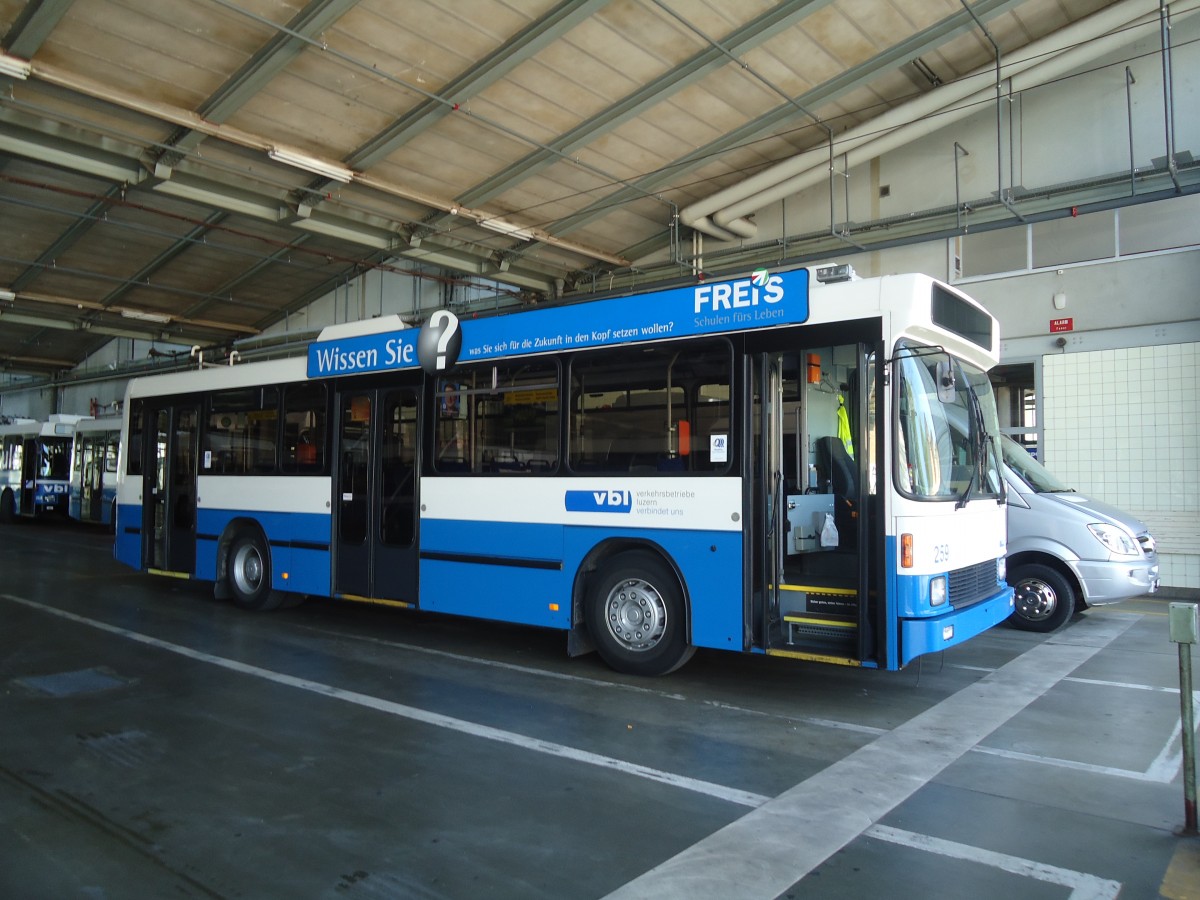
[1050,317,1074,333]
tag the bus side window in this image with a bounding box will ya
[283,383,327,474]
[434,362,558,475]
[569,343,731,475]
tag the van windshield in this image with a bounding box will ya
[1001,436,1072,493]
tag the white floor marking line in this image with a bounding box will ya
[602,616,1139,900]
[1,594,766,810]
[1066,675,1181,693]
[974,692,1199,783]
[290,621,690,700]
[295,621,888,734]
[866,825,1122,899]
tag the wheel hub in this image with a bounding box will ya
[605,578,667,652]
[1014,579,1057,621]
[233,545,263,594]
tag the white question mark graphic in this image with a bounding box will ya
[429,309,459,370]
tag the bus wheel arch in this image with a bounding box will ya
[218,520,283,612]
[578,541,695,676]
[1006,553,1080,633]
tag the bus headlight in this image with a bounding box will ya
[931,575,947,607]
[997,557,1006,583]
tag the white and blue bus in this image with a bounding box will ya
[0,414,83,521]
[114,267,1013,675]
[69,416,122,528]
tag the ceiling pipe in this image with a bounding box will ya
[707,0,1200,236]
[683,0,1199,240]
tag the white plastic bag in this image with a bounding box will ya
[820,512,839,548]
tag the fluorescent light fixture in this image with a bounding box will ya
[0,288,16,302]
[120,308,172,324]
[0,53,31,80]
[479,218,537,241]
[268,147,354,183]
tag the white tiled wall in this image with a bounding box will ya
[1042,343,1199,589]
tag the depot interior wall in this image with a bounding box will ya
[741,18,1200,589]
[752,11,1198,244]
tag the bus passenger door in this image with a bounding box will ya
[19,438,36,516]
[334,387,420,604]
[80,436,101,521]
[143,403,199,575]
[761,345,874,663]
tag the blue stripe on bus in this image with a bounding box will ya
[419,518,743,649]
[117,503,745,650]
[195,508,332,595]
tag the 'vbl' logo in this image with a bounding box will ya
[564,489,632,513]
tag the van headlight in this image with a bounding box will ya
[930,575,947,607]
[1088,523,1139,556]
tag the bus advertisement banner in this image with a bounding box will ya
[307,267,810,379]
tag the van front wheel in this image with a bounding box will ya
[1008,563,1077,633]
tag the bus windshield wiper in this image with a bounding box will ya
[956,378,987,510]
[956,464,976,509]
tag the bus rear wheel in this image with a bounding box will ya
[1008,563,1076,633]
[586,551,694,676]
[228,532,283,611]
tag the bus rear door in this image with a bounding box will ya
[334,386,420,605]
[142,402,199,575]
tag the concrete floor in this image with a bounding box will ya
[1,519,1197,899]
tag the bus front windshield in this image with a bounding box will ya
[895,341,1002,503]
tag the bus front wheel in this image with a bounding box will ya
[1008,563,1077,633]
[586,551,694,676]
[0,489,14,524]
[227,532,283,612]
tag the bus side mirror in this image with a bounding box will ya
[936,360,956,403]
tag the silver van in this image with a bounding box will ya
[1002,436,1159,632]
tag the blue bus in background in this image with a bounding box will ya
[0,415,83,521]
[114,267,1013,675]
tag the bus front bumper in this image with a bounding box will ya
[898,587,1015,667]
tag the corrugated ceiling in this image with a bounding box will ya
[0,0,1160,375]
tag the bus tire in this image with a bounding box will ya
[227,531,283,612]
[0,489,14,524]
[1008,563,1076,633]
[586,551,694,676]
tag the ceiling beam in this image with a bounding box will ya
[155,0,361,167]
[8,182,124,293]
[546,0,1027,242]
[454,0,834,212]
[2,0,75,59]
[20,57,625,270]
[346,0,611,171]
